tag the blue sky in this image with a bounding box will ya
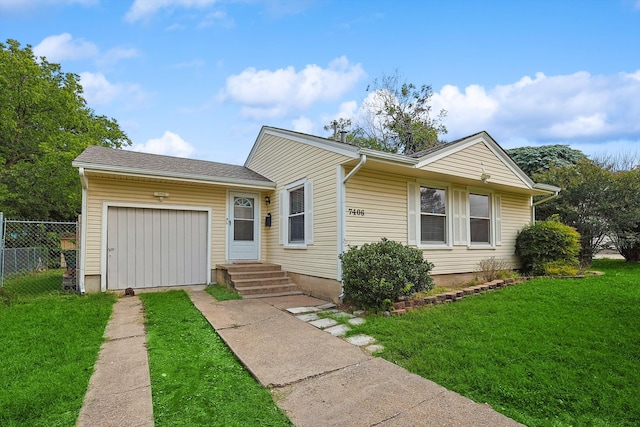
[1,0,639,165]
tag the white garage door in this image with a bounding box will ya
[107,207,208,290]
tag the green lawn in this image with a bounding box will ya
[348,259,640,426]
[140,290,291,426]
[205,283,243,301]
[0,272,115,427]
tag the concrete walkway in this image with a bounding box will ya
[78,289,523,426]
[77,296,153,427]
[187,289,524,427]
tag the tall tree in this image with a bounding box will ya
[0,39,131,220]
[535,158,613,266]
[506,144,586,179]
[326,71,447,154]
[606,168,640,261]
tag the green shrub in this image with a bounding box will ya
[543,260,580,276]
[340,238,434,310]
[516,216,580,275]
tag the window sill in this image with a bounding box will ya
[418,244,453,250]
[467,244,495,250]
[284,243,308,250]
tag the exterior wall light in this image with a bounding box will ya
[153,191,169,202]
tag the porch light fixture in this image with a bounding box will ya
[153,191,169,202]
[480,162,491,184]
[265,195,271,205]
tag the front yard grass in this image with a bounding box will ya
[0,278,115,427]
[205,283,243,301]
[348,259,640,427]
[140,290,290,426]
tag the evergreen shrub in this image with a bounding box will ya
[340,238,434,310]
[516,216,580,276]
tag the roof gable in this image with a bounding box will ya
[414,132,536,190]
[245,126,359,167]
[73,146,274,188]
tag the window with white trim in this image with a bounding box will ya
[288,186,305,243]
[420,187,447,244]
[469,193,490,244]
[280,179,314,247]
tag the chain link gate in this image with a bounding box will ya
[0,213,79,295]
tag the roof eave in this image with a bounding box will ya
[73,162,276,189]
[533,183,561,193]
[358,148,418,165]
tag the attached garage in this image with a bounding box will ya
[106,206,209,290]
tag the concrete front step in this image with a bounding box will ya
[235,283,301,296]
[220,263,283,273]
[229,270,288,280]
[233,277,293,288]
[243,290,304,299]
[217,262,303,298]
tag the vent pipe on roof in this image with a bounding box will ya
[340,130,347,143]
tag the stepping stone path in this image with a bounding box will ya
[286,304,383,353]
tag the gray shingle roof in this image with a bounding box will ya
[73,145,273,185]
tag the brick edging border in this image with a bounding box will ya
[390,274,590,315]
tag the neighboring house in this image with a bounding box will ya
[73,126,559,301]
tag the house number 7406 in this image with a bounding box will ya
[348,209,365,216]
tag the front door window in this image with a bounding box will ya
[234,197,254,241]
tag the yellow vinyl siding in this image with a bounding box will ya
[246,134,352,280]
[343,170,531,276]
[84,176,228,276]
[423,192,530,275]
[422,142,529,189]
[344,169,407,247]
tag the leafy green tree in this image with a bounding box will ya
[535,159,613,266]
[0,39,130,220]
[602,168,640,262]
[506,144,586,178]
[327,71,447,154]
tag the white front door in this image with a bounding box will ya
[228,192,259,260]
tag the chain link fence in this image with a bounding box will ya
[0,213,79,298]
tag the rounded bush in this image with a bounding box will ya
[516,217,580,275]
[340,238,434,310]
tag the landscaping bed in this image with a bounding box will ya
[347,259,640,426]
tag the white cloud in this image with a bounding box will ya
[33,33,98,62]
[221,56,366,120]
[198,10,234,28]
[125,0,217,23]
[130,131,195,158]
[291,116,315,134]
[33,33,139,67]
[434,70,640,144]
[79,72,147,107]
[98,46,140,66]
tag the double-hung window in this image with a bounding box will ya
[288,186,305,243]
[469,193,491,244]
[408,182,450,247]
[280,178,314,248]
[420,187,447,244]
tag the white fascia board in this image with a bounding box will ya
[245,126,360,166]
[533,183,561,193]
[74,163,276,189]
[359,148,418,165]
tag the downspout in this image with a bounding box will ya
[78,168,89,294]
[338,154,367,300]
[531,190,559,222]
